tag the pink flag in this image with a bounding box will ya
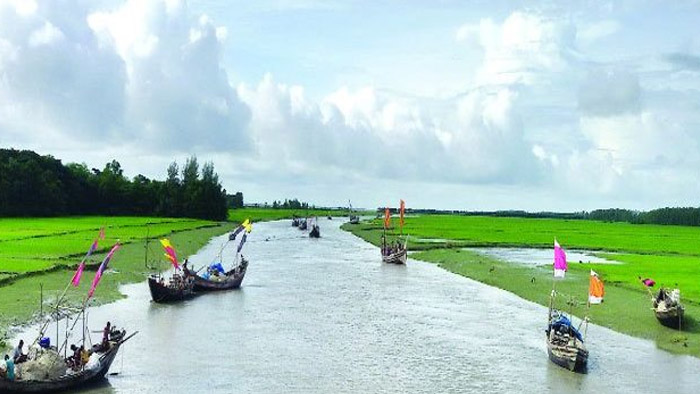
[71,228,106,287]
[554,239,567,278]
[88,243,120,299]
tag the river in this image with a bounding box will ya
[15,220,700,393]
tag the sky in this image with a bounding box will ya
[1,0,700,211]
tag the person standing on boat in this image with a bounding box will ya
[102,322,111,350]
[4,355,14,381]
[13,340,27,364]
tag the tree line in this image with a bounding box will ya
[0,149,234,221]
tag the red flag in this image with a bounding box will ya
[384,208,391,229]
[399,200,405,228]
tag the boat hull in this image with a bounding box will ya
[547,343,588,373]
[186,264,247,292]
[0,340,122,393]
[382,249,407,265]
[655,307,684,329]
[309,227,321,238]
[148,276,196,303]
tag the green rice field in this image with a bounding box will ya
[0,217,216,277]
[343,214,700,356]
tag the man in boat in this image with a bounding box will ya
[102,322,111,350]
[80,345,89,366]
[68,344,81,369]
[12,340,27,364]
[4,355,14,381]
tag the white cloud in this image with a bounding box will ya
[1,0,249,153]
[457,12,578,86]
[578,20,620,44]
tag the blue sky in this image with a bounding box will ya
[1,0,700,210]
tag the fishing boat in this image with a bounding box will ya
[184,220,252,292]
[653,288,684,329]
[292,217,300,227]
[185,259,248,291]
[299,219,308,231]
[146,237,195,303]
[309,224,321,238]
[380,201,407,264]
[0,332,137,393]
[147,273,195,303]
[546,311,588,373]
[348,200,360,224]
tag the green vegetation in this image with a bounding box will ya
[0,149,229,220]
[0,223,229,332]
[343,214,700,357]
[348,214,700,255]
[0,217,215,278]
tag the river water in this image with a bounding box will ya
[15,220,700,393]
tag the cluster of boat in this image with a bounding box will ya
[544,243,686,374]
[292,216,321,238]
[148,221,252,303]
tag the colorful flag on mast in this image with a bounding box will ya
[399,200,405,229]
[589,270,604,304]
[160,238,179,270]
[87,243,120,298]
[229,219,252,241]
[384,208,391,229]
[640,277,656,287]
[553,239,567,278]
[71,227,105,287]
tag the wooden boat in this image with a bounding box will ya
[653,288,684,329]
[147,273,196,303]
[184,259,248,291]
[292,217,300,227]
[381,247,407,264]
[0,332,136,393]
[299,220,308,231]
[327,216,332,220]
[348,215,359,224]
[309,225,321,238]
[546,312,588,372]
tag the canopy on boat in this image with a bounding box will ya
[550,315,584,342]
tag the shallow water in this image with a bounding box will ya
[14,219,700,393]
[472,247,619,266]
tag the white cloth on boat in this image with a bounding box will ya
[84,353,101,371]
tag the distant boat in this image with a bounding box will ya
[348,215,360,224]
[381,245,407,264]
[380,203,407,264]
[309,224,321,238]
[292,217,300,227]
[545,311,588,373]
[299,219,308,231]
[653,288,684,329]
[327,215,332,220]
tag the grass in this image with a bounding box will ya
[0,223,230,332]
[357,214,700,255]
[0,217,215,274]
[343,214,700,357]
[409,248,700,356]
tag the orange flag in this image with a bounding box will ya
[399,199,405,228]
[384,207,391,229]
[589,270,604,304]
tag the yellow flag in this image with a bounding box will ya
[243,219,252,233]
[160,239,171,249]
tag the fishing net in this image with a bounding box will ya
[17,348,66,381]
